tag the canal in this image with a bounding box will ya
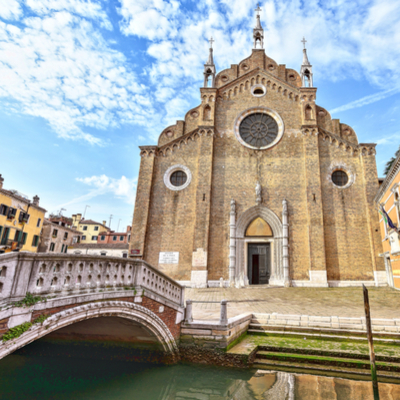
[0,340,399,399]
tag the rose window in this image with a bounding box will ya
[239,113,279,148]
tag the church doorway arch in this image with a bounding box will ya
[235,205,284,286]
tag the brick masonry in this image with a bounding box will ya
[130,49,384,285]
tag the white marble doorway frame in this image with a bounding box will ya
[234,205,286,287]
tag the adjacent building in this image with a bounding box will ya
[38,218,82,254]
[71,213,110,244]
[130,10,385,288]
[68,243,129,258]
[0,174,46,254]
[97,226,131,244]
[374,153,400,290]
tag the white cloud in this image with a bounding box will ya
[0,2,155,144]
[76,175,137,204]
[376,132,400,146]
[0,0,22,20]
[330,88,400,114]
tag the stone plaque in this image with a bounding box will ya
[159,252,179,264]
[192,248,207,267]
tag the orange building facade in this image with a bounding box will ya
[375,153,400,290]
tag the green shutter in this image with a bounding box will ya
[22,233,27,245]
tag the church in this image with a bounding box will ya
[129,8,385,288]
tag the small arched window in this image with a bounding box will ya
[305,105,313,120]
[203,105,211,121]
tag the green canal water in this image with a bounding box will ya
[0,340,399,399]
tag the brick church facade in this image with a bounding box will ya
[130,10,385,288]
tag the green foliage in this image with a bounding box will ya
[2,322,32,342]
[123,287,137,295]
[12,292,47,308]
[384,145,400,175]
[33,314,49,325]
[1,314,50,342]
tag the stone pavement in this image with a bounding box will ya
[185,287,400,321]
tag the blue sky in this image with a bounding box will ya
[1,0,399,231]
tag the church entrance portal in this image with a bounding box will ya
[248,243,271,284]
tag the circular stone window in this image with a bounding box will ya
[164,164,192,191]
[234,107,284,150]
[331,170,348,187]
[251,84,266,98]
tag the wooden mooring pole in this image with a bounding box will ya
[363,284,380,400]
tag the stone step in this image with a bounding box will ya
[249,322,400,339]
[248,327,400,344]
[257,345,400,363]
[252,358,400,384]
[256,351,400,372]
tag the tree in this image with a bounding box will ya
[384,145,400,175]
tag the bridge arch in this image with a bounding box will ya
[0,301,178,360]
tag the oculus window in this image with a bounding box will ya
[332,170,349,187]
[170,171,187,187]
[239,113,278,148]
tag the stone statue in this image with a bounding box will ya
[282,198,288,214]
[230,198,236,213]
[256,181,262,204]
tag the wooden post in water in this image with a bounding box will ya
[363,284,379,400]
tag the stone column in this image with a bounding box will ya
[282,199,290,287]
[185,299,193,323]
[229,199,236,286]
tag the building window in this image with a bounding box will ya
[0,204,9,216]
[170,171,187,187]
[100,252,107,256]
[122,253,128,258]
[113,236,117,241]
[7,207,17,219]
[94,226,99,231]
[83,226,88,231]
[64,232,68,240]
[64,246,68,253]
[19,212,30,224]
[37,218,41,228]
[61,244,65,253]
[101,235,105,241]
[22,233,27,245]
[52,229,58,238]
[82,235,86,240]
[0,226,2,238]
[91,236,98,241]
[32,235,39,247]
[49,243,55,252]
[120,236,124,241]
[332,170,349,187]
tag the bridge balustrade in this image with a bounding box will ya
[0,252,183,306]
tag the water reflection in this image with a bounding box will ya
[0,341,399,400]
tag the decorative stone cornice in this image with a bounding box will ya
[140,127,215,158]
[301,126,376,157]
[218,68,300,103]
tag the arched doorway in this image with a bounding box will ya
[235,205,284,286]
[245,218,273,284]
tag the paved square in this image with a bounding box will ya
[185,287,400,321]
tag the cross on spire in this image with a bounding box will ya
[255,3,262,15]
[209,37,214,49]
[301,37,307,49]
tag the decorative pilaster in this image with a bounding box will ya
[282,199,290,287]
[229,199,236,286]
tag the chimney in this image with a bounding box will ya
[127,225,132,232]
[103,220,107,226]
[77,213,82,221]
[0,174,3,189]
[33,195,40,206]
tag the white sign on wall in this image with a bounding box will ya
[159,252,179,264]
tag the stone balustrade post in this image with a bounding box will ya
[219,299,228,325]
[185,299,193,323]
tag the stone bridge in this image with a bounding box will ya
[0,253,185,361]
